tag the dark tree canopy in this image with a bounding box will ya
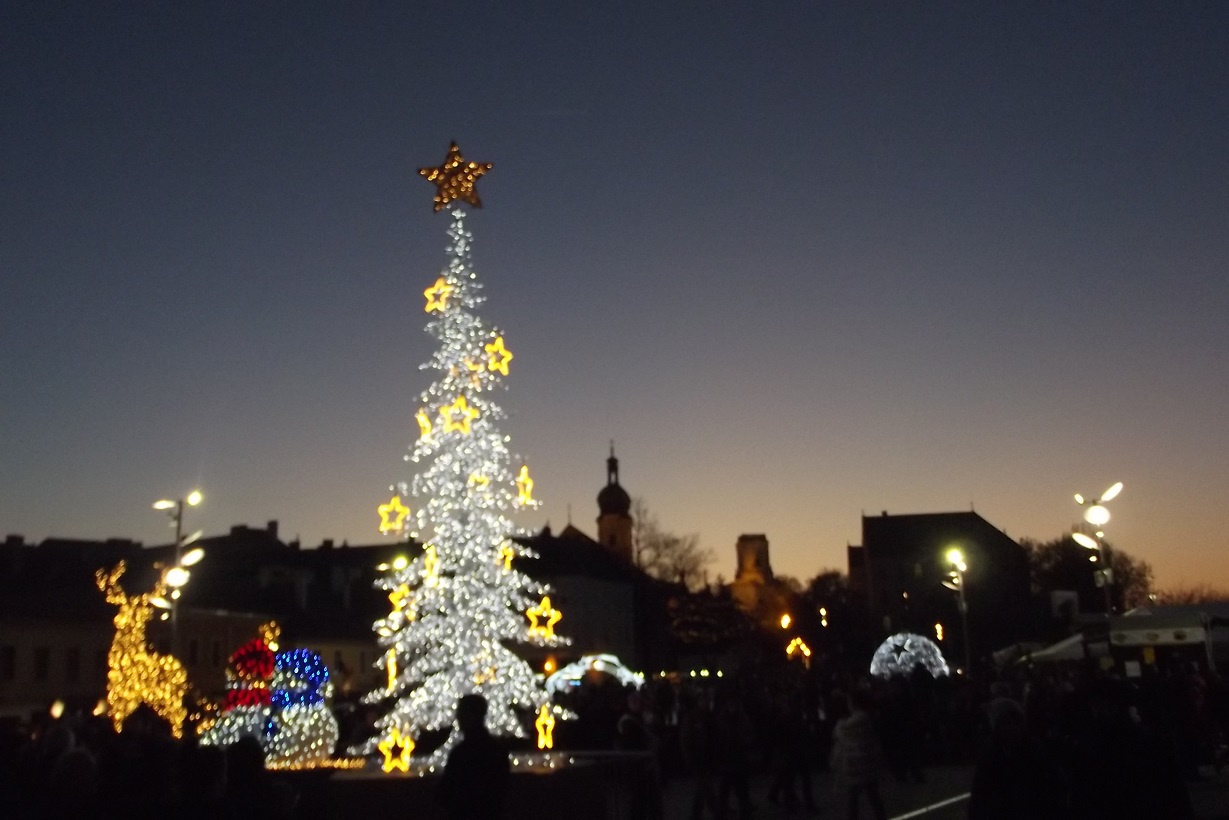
[1023,534,1153,613]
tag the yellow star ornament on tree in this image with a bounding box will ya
[424,277,454,313]
[498,542,515,571]
[385,649,398,692]
[440,395,479,434]
[527,595,562,639]
[379,727,415,773]
[419,141,492,212]
[422,544,440,587]
[377,496,411,534]
[484,335,513,376]
[535,704,556,750]
[515,465,534,505]
[416,409,433,440]
[388,583,413,614]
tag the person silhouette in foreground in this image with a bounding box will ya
[830,689,887,820]
[439,694,510,820]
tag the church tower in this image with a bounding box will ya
[596,443,634,563]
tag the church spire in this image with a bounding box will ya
[607,440,619,486]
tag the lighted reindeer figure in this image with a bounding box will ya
[95,560,189,738]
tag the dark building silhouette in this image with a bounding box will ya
[0,450,672,715]
[847,511,1032,664]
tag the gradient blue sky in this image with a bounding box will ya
[3,2,1227,590]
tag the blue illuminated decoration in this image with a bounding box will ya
[272,649,330,707]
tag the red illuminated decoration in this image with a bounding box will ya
[224,685,271,710]
[230,637,276,682]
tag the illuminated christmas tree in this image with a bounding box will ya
[356,143,567,769]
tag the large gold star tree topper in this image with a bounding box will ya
[418,142,492,212]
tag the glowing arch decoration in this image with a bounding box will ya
[544,653,646,696]
[870,632,950,679]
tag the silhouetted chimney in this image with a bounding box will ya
[267,520,279,538]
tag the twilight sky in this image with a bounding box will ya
[3,2,1227,591]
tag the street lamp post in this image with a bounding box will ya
[943,548,972,676]
[1073,482,1122,616]
[153,490,203,651]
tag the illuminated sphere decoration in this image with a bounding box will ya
[870,632,950,679]
[353,150,569,770]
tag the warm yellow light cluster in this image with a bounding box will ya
[516,465,534,505]
[95,561,189,738]
[535,704,556,749]
[786,637,812,668]
[389,584,413,616]
[424,277,454,312]
[485,335,513,375]
[418,141,492,212]
[416,409,433,440]
[378,495,411,534]
[386,649,398,692]
[527,596,562,639]
[267,757,366,771]
[422,544,440,586]
[379,726,415,772]
[440,395,479,434]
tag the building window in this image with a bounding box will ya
[33,647,50,682]
[65,647,81,684]
[0,646,14,681]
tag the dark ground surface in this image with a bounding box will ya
[660,762,1229,820]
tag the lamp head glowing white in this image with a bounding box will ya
[164,567,191,588]
[180,547,205,566]
[186,490,203,507]
[1100,482,1123,503]
[1072,532,1100,550]
[153,499,176,510]
[1084,505,1111,527]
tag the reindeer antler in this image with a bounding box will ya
[95,561,129,605]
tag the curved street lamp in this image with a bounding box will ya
[943,548,972,676]
[152,490,205,647]
[1073,482,1122,615]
